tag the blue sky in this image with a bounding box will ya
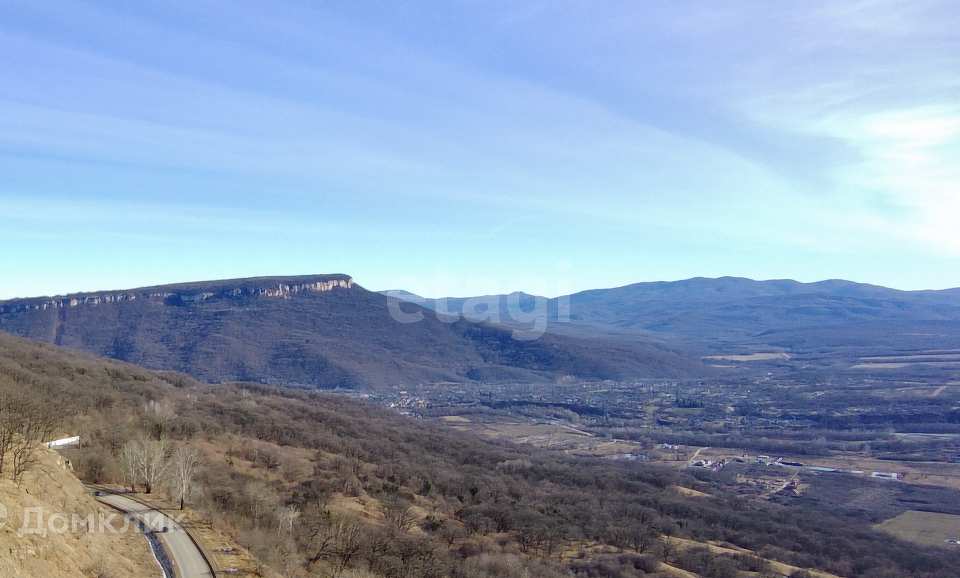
[2,0,959,299]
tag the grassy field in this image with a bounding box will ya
[694,448,960,490]
[674,486,712,498]
[446,420,650,457]
[851,351,960,369]
[876,511,960,547]
[703,352,789,361]
[850,361,960,369]
[859,353,960,362]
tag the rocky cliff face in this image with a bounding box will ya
[0,275,354,314]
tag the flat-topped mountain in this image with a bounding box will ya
[1,274,356,314]
[0,275,704,388]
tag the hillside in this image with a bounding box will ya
[400,277,960,359]
[0,445,160,578]
[2,332,959,578]
[0,275,706,389]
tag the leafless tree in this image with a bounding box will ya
[119,440,138,490]
[362,526,398,570]
[660,539,679,563]
[259,449,281,471]
[171,446,201,509]
[328,515,364,577]
[0,390,58,484]
[243,481,279,527]
[627,523,660,553]
[121,436,170,494]
[145,399,178,423]
[379,497,417,532]
[278,505,299,537]
[0,394,20,474]
[299,507,365,576]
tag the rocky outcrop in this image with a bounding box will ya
[0,276,354,314]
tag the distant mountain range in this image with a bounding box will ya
[391,276,960,368]
[0,275,702,388]
[3,275,957,389]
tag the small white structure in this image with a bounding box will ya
[43,436,81,449]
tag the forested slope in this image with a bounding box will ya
[0,275,705,388]
[1,332,958,577]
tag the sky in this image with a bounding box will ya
[1,0,959,299]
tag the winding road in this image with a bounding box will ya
[93,490,214,578]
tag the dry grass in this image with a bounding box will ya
[850,362,960,369]
[674,486,711,498]
[694,448,960,490]
[876,511,960,548]
[663,536,845,578]
[859,353,960,362]
[703,352,790,362]
[0,448,159,578]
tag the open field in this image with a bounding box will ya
[876,511,960,547]
[693,448,960,490]
[851,361,960,369]
[859,352,960,362]
[851,351,960,369]
[439,415,471,423]
[663,536,845,578]
[703,352,790,361]
[454,420,952,493]
[448,421,593,450]
[866,383,960,398]
[675,486,712,498]
[445,420,648,456]
[894,432,960,441]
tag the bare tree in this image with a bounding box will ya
[259,449,281,471]
[627,523,660,553]
[299,507,338,565]
[299,506,365,576]
[660,539,679,564]
[0,394,20,474]
[379,497,417,532]
[243,481,279,527]
[119,440,139,491]
[363,526,399,570]
[278,505,299,537]
[171,446,201,510]
[121,437,171,494]
[145,399,179,423]
[0,390,58,484]
[327,515,364,577]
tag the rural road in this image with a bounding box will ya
[94,490,214,578]
[772,471,800,495]
[686,446,709,467]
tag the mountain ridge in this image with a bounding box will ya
[390,276,960,361]
[0,274,355,313]
[0,274,705,388]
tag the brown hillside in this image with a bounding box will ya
[0,446,159,578]
[2,332,958,578]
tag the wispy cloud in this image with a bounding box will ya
[1,0,959,296]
